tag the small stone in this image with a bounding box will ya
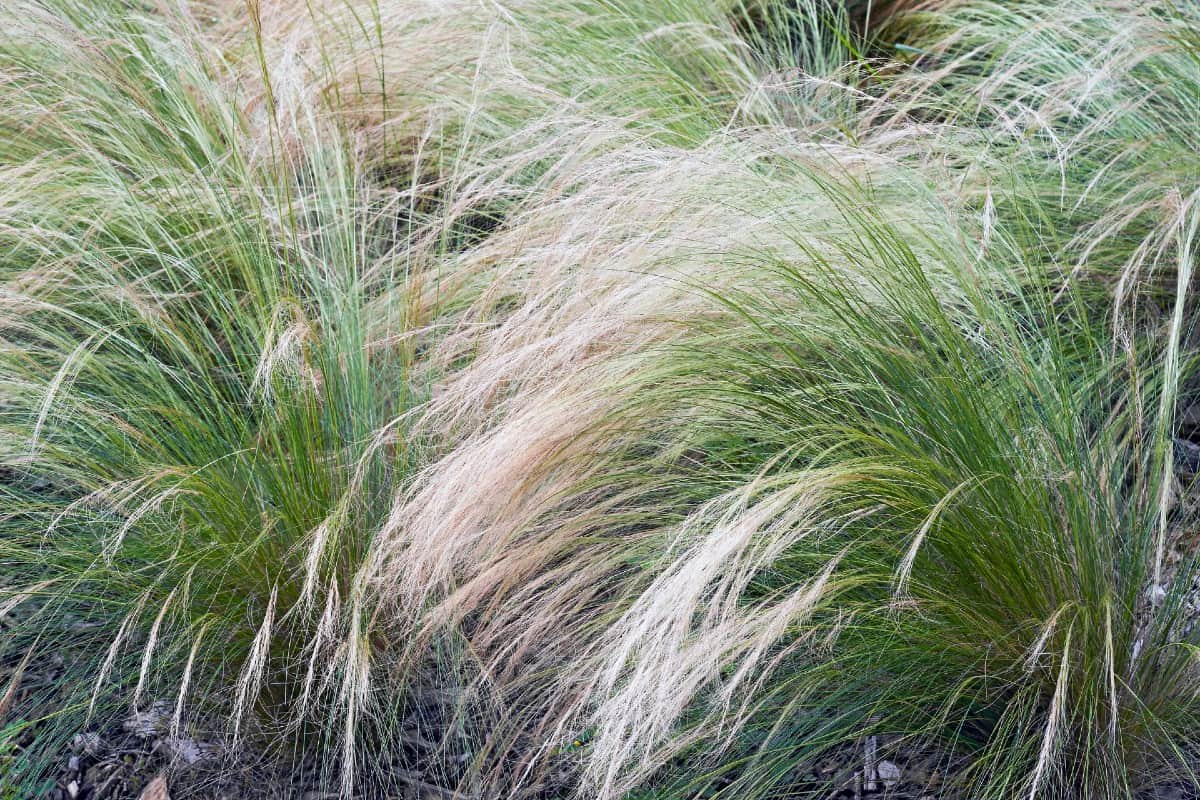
[877,760,902,789]
[71,732,102,754]
[67,755,80,772]
[161,735,213,765]
[66,780,79,799]
[124,700,172,737]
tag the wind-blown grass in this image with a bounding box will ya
[576,195,1200,800]
[1,0,1199,799]
[375,142,1200,798]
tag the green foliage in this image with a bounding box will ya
[1,0,1199,799]
[0,1,428,792]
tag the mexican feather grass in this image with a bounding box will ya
[1,0,1199,798]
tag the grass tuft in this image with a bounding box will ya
[2,1,1199,798]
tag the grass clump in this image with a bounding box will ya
[1,0,1199,799]
[0,2,438,793]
